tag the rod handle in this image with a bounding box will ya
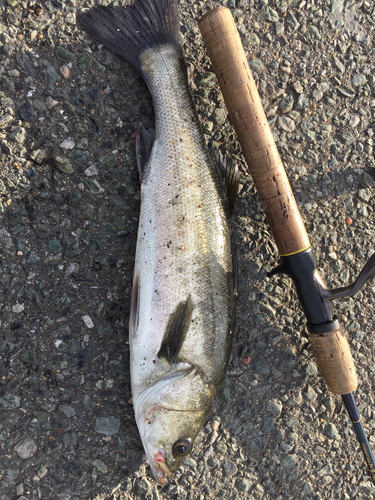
[199,7,310,256]
[308,325,358,394]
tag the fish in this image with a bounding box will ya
[79,0,238,485]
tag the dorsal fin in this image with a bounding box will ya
[215,149,240,212]
[158,295,194,364]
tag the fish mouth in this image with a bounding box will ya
[153,450,173,485]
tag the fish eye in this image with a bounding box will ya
[172,438,192,457]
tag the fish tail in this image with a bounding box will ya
[79,0,180,74]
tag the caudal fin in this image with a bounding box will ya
[79,0,180,74]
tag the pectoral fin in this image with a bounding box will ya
[157,295,194,364]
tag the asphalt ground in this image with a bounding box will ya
[0,0,375,499]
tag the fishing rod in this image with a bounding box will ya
[199,7,375,484]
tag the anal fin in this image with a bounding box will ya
[136,124,156,181]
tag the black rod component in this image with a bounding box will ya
[268,247,335,329]
[269,247,375,334]
[320,253,375,301]
[342,393,375,483]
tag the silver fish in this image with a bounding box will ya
[80,0,238,484]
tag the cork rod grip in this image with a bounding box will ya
[308,326,358,395]
[199,7,310,256]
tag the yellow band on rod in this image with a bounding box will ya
[280,245,311,257]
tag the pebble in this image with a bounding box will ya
[254,354,269,374]
[337,132,355,146]
[65,262,79,276]
[95,416,120,436]
[183,457,197,468]
[0,394,20,410]
[39,59,61,87]
[33,411,48,424]
[280,442,293,452]
[56,46,75,63]
[30,149,48,163]
[60,138,75,149]
[318,463,334,476]
[349,115,360,128]
[223,460,237,476]
[207,457,220,469]
[67,190,81,206]
[6,469,20,485]
[286,390,302,407]
[305,362,318,376]
[14,438,37,458]
[279,95,294,113]
[306,386,317,402]
[12,303,24,313]
[85,164,99,176]
[54,156,73,174]
[249,59,263,72]
[46,96,59,108]
[358,188,371,203]
[92,459,108,473]
[312,89,323,102]
[302,482,313,496]
[60,65,71,78]
[351,74,367,87]
[212,108,227,125]
[309,25,321,40]
[89,238,102,254]
[82,178,104,194]
[261,6,279,23]
[293,81,304,93]
[281,455,297,468]
[244,33,259,46]
[296,94,309,109]
[59,405,76,417]
[278,116,295,133]
[261,416,274,433]
[362,172,375,187]
[82,315,94,328]
[9,127,27,144]
[79,52,93,69]
[62,430,77,447]
[48,239,62,253]
[236,479,253,492]
[0,228,13,248]
[325,423,341,440]
[334,57,345,74]
[267,399,283,418]
[339,86,355,98]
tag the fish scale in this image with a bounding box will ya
[132,44,232,396]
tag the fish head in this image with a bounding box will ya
[134,363,213,484]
